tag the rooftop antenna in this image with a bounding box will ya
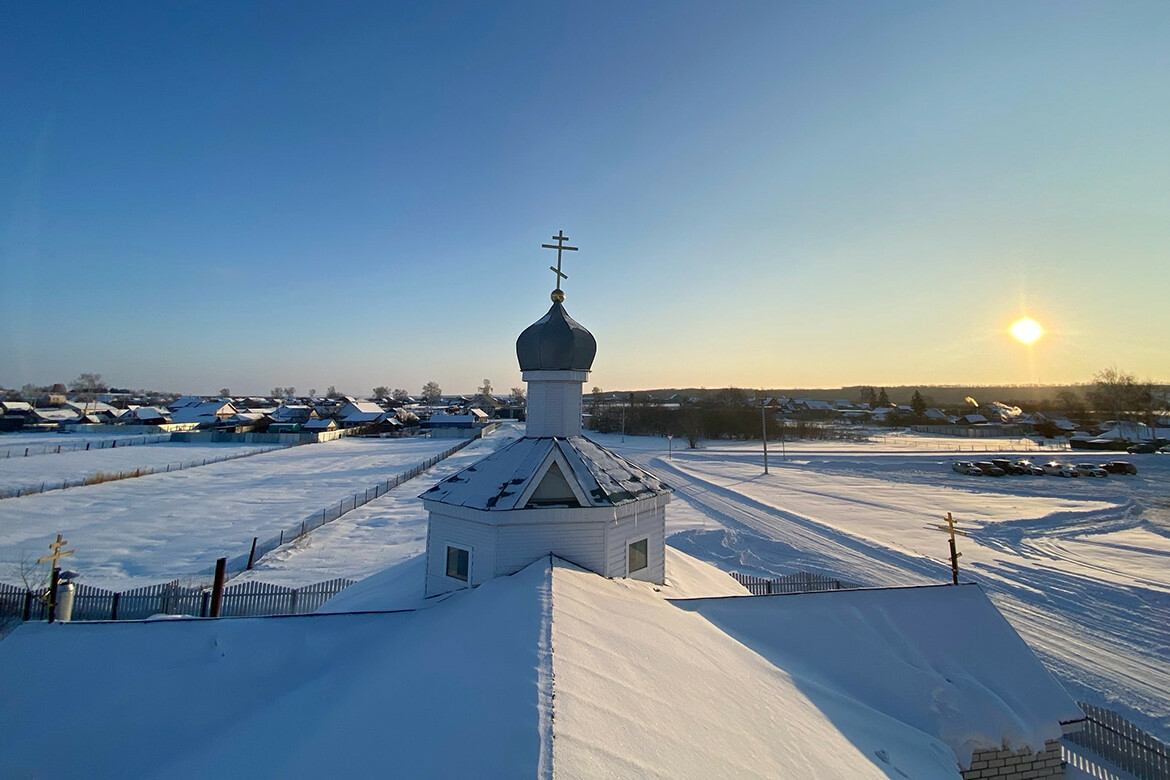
[541,229,578,302]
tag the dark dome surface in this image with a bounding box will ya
[516,301,597,371]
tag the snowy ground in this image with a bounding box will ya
[0,436,459,587]
[0,441,282,496]
[233,425,522,588]
[2,422,1164,746]
[0,430,169,457]
[594,432,1170,743]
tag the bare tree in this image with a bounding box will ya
[219,388,231,398]
[1087,367,1151,422]
[372,385,390,399]
[308,388,317,398]
[326,385,342,399]
[509,386,526,404]
[421,381,442,403]
[392,388,409,401]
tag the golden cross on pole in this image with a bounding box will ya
[541,229,578,300]
[37,533,74,568]
[931,512,967,585]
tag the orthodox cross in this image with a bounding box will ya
[931,512,967,585]
[541,230,578,296]
[38,533,74,623]
[38,533,74,570]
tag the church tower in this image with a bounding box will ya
[420,231,671,596]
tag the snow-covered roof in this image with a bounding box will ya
[0,550,1081,778]
[169,395,204,409]
[271,404,313,422]
[0,401,33,413]
[64,400,118,414]
[169,401,236,424]
[421,435,670,510]
[30,408,81,423]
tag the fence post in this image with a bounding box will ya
[246,537,258,570]
[23,590,33,621]
[209,557,226,617]
[110,591,120,620]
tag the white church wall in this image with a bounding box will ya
[605,499,667,584]
[494,522,607,576]
[425,512,498,597]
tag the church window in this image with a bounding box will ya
[628,538,648,574]
[446,546,469,581]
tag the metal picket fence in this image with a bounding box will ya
[0,577,355,622]
[732,570,863,595]
[1064,701,1169,780]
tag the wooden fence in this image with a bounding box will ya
[0,577,355,622]
[1,433,171,459]
[1064,701,1169,780]
[732,571,862,595]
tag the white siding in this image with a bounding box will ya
[495,523,607,576]
[605,500,666,584]
[525,377,584,437]
[424,512,498,596]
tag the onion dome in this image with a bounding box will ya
[516,296,597,372]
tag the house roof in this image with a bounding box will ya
[420,435,670,511]
[0,550,1081,779]
[169,401,236,424]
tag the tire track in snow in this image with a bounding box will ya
[625,448,1170,740]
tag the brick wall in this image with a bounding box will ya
[960,739,1064,779]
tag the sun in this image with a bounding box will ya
[1010,317,1043,344]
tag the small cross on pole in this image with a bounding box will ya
[931,512,967,585]
[37,533,74,623]
[541,229,578,300]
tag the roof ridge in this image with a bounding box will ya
[536,554,555,780]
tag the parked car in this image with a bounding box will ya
[974,461,1006,477]
[1074,463,1108,478]
[1012,459,1045,476]
[1127,441,1160,454]
[1042,461,1079,477]
[952,461,982,476]
[1101,461,1138,475]
[991,458,1026,475]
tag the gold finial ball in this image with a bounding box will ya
[551,288,565,303]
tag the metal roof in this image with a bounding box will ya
[420,435,670,511]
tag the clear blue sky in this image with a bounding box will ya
[3,2,1167,396]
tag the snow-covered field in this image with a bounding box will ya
[0,436,458,587]
[2,423,1165,746]
[233,426,522,590]
[595,432,1170,743]
[0,440,282,496]
[0,429,172,454]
